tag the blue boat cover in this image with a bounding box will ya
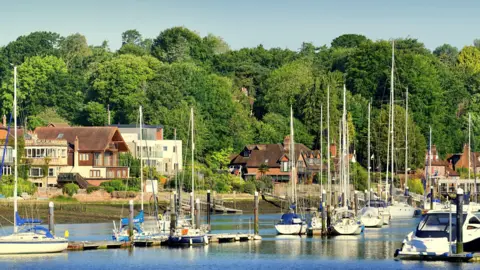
[25,225,54,239]
[16,212,42,226]
[279,213,300,225]
[121,210,144,226]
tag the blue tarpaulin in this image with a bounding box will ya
[16,212,42,226]
[121,210,144,226]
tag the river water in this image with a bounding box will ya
[0,213,477,269]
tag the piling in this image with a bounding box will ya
[190,192,194,216]
[326,205,331,231]
[173,191,177,214]
[48,201,55,235]
[207,190,211,229]
[321,190,326,234]
[364,190,368,207]
[456,188,464,254]
[170,212,176,235]
[195,198,201,229]
[334,191,339,208]
[430,186,434,210]
[129,200,134,241]
[254,191,259,235]
[170,192,175,213]
[354,191,358,216]
[233,190,237,209]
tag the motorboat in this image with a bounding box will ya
[330,207,363,235]
[396,209,480,257]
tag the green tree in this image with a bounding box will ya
[83,101,107,126]
[433,44,458,66]
[331,34,368,48]
[3,31,62,65]
[59,33,92,68]
[458,46,480,73]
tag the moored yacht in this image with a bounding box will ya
[330,207,362,235]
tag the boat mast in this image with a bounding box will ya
[468,113,471,195]
[390,40,395,203]
[327,86,331,206]
[368,101,371,206]
[191,107,195,228]
[174,128,179,214]
[342,84,347,206]
[290,106,296,207]
[320,104,323,195]
[139,106,144,211]
[429,126,432,203]
[405,88,408,191]
[13,66,18,234]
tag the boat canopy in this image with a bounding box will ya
[25,225,54,239]
[279,213,301,224]
[121,210,144,226]
[16,212,42,226]
[368,200,387,208]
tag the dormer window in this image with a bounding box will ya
[281,161,289,172]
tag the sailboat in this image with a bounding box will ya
[330,85,362,235]
[275,106,307,235]
[385,40,415,219]
[168,108,208,246]
[0,67,68,254]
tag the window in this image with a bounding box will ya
[94,153,102,166]
[48,168,55,177]
[174,163,178,171]
[163,146,168,151]
[2,166,11,176]
[29,167,43,177]
[281,162,289,172]
[61,149,67,158]
[116,170,121,178]
[104,152,112,166]
[165,163,168,172]
[173,146,176,153]
[107,170,114,178]
[80,153,89,161]
[90,170,100,178]
[122,170,127,177]
[27,149,32,158]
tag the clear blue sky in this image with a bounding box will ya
[0,0,478,51]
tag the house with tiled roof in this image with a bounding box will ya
[229,136,321,182]
[31,126,130,187]
[425,145,459,179]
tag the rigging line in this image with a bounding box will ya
[0,214,14,225]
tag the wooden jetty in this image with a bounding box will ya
[212,204,243,214]
[395,251,480,262]
[67,233,261,251]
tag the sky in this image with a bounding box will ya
[0,0,479,51]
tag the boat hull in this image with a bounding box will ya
[167,235,208,246]
[388,205,415,219]
[331,219,362,235]
[275,224,307,235]
[0,241,68,254]
[360,216,383,228]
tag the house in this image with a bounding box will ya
[446,144,480,174]
[229,136,320,182]
[0,115,21,178]
[33,126,130,187]
[115,125,183,177]
[425,145,459,179]
[24,133,69,187]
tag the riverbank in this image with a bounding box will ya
[0,197,282,225]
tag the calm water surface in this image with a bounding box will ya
[0,214,478,269]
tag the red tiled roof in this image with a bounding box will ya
[34,127,129,152]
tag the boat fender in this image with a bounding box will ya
[64,230,69,238]
[394,249,400,257]
[311,218,317,228]
[158,214,163,220]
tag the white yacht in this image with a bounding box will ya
[275,209,307,235]
[388,196,415,219]
[330,207,362,235]
[396,210,480,257]
[360,200,390,227]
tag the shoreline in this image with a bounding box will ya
[0,198,283,225]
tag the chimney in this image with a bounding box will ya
[74,136,79,168]
[283,136,291,151]
[330,143,337,158]
[449,159,453,170]
[156,127,163,140]
[2,115,5,127]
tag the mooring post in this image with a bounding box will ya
[48,201,55,235]
[430,186,434,210]
[173,191,177,214]
[190,192,194,219]
[364,190,368,207]
[354,191,358,216]
[129,199,134,241]
[321,189,326,235]
[334,191,339,208]
[207,190,211,230]
[326,205,331,234]
[195,198,201,229]
[254,191,259,235]
[456,188,464,254]
[170,192,175,213]
[233,190,236,209]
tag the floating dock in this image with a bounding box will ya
[395,250,480,262]
[67,233,261,251]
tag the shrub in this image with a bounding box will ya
[407,178,424,195]
[244,181,256,195]
[0,177,37,197]
[104,186,115,193]
[52,195,78,202]
[63,183,79,197]
[86,186,100,194]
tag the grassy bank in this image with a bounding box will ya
[0,198,282,226]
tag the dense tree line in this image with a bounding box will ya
[1,27,479,178]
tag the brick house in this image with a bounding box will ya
[229,136,321,183]
[33,127,130,187]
